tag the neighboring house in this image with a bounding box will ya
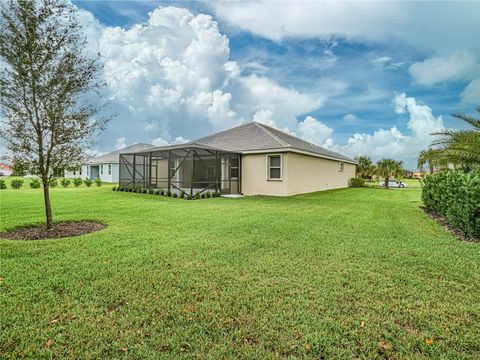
[403,169,414,178]
[65,143,155,182]
[119,122,357,196]
[0,162,12,176]
[413,169,427,179]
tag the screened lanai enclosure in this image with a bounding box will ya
[119,144,241,195]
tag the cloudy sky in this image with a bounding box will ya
[72,0,479,169]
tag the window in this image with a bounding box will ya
[339,162,344,172]
[79,167,82,175]
[100,165,103,175]
[87,166,89,176]
[267,154,282,180]
[108,164,112,175]
[73,170,76,175]
[230,157,239,179]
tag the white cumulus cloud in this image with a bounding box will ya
[298,116,333,146]
[330,93,444,166]
[75,5,322,152]
[409,50,478,86]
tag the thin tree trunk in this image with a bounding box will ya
[385,176,389,189]
[42,178,53,229]
[428,160,433,174]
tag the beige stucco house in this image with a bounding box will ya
[119,122,356,196]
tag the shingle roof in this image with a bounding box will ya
[86,143,155,164]
[194,122,356,163]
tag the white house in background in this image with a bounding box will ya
[65,143,155,183]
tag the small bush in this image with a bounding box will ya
[112,186,117,191]
[49,178,58,187]
[73,177,83,187]
[173,193,178,198]
[349,177,366,188]
[10,179,24,189]
[61,178,71,188]
[30,178,41,189]
[206,192,211,198]
[143,189,147,194]
[94,177,102,187]
[422,169,480,239]
[187,194,193,200]
[0,179,7,189]
[167,191,171,197]
[83,178,93,187]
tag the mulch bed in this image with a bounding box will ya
[422,207,479,243]
[1,221,106,241]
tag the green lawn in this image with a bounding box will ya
[1,186,479,358]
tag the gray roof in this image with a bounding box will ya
[194,122,356,163]
[86,143,155,164]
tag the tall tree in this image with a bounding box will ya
[431,107,480,167]
[417,148,439,174]
[0,0,109,229]
[354,155,375,179]
[376,159,403,189]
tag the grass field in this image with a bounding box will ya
[1,185,479,358]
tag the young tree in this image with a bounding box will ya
[0,0,109,229]
[354,155,375,180]
[376,159,403,189]
[417,148,439,174]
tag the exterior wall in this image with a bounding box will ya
[64,163,119,183]
[241,153,289,196]
[241,152,355,196]
[286,152,355,195]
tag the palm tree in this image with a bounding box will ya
[417,148,439,174]
[355,155,375,179]
[431,107,480,166]
[376,159,403,189]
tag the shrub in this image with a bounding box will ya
[94,177,102,187]
[61,178,71,188]
[143,189,147,194]
[422,170,480,239]
[83,178,93,187]
[30,178,41,189]
[10,179,24,189]
[213,192,220,197]
[160,189,165,196]
[49,178,58,187]
[73,177,82,187]
[167,191,171,197]
[112,186,117,191]
[0,179,7,189]
[206,192,211,198]
[349,177,366,187]
[187,194,193,200]
[148,189,154,194]
[173,193,178,198]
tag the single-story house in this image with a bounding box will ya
[0,162,12,176]
[65,143,155,182]
[119,122,357,196]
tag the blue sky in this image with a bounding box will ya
[73,0,479,169]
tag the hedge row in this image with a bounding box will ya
[113,186,221,200]
[421,170,480,239]
[0,177,103,189]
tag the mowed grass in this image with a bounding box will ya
[1,186,479,359]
